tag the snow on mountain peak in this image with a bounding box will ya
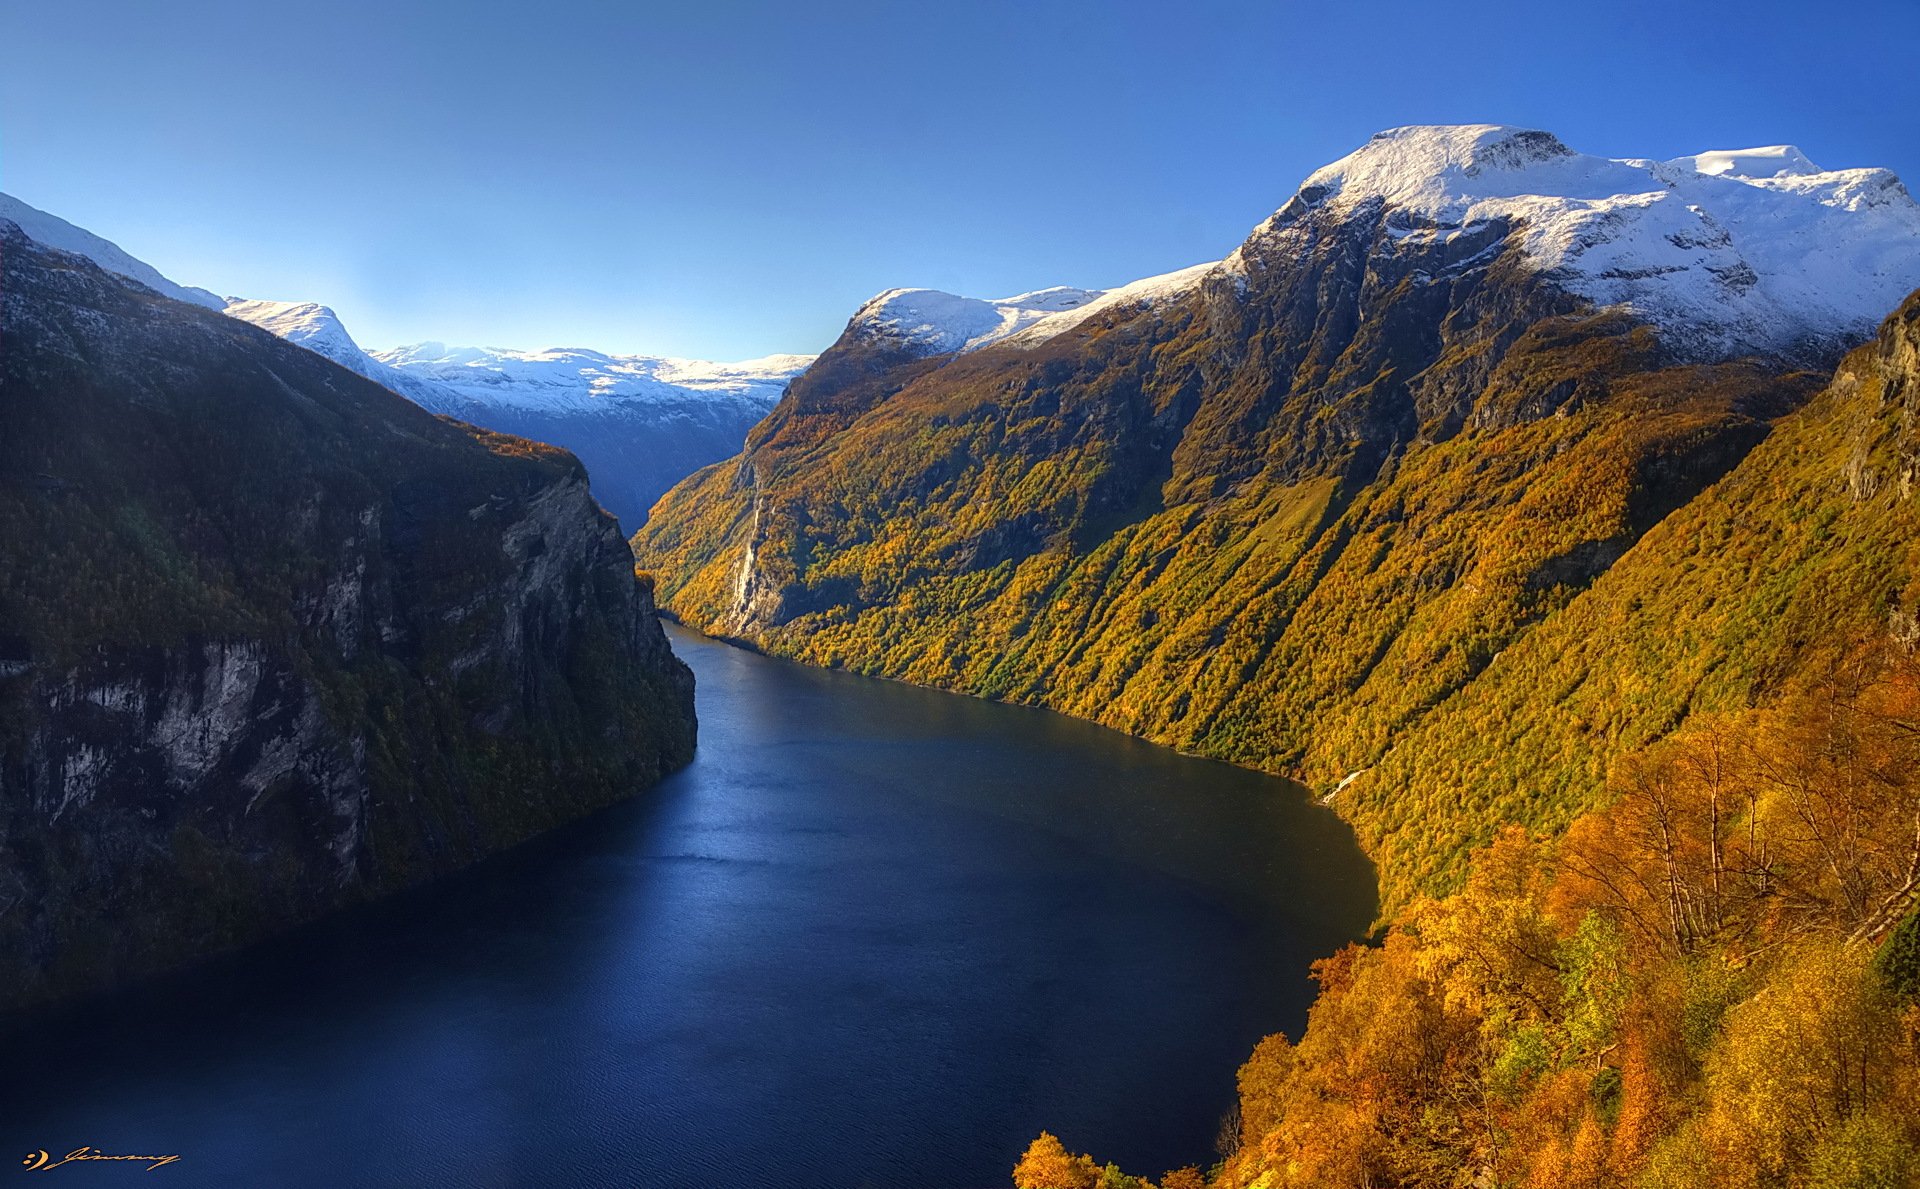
[850,286,1108,355]
[0,191,225,310]
[220,298,812,417]
[222,299,364,367]
[847,269,1230,356]
[1237,124,1920,359]
[1297,124,1587,210]
[364,342,814,415]
[1676,145,1821,179]
[841,124,1920,366]
[1002,263,1221,347]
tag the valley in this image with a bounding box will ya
[633,125,1920,911]
[4,111,1918,1189]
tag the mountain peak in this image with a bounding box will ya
[222,299,357,358]
[1293,124,1632,216]
[1318,124,1577,195]
[849,286,1107,355]
[1240,124,1920,360]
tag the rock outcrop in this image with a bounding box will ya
[0,221,696,1010]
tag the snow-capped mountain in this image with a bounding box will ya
[219,299,811,526]
[0,192,224,310]
[841,125,1920,366]
[1230,124,1920,360]
[220,299,446,404]
[221,298,401,376]
[369,341,811,419]
[848,286,1106,355]
[634,125,1920,901]
[849,271,1219,357]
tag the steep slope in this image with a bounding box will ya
[1344,287,1920,891]
[0,191,224,310]
[0,219,696,1010]
[635,125,1920,908]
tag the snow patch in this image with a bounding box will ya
[1675,145,1821,179]
[847,267,1220,356]
[1005,263,1218,346]
[850,286,1106,354]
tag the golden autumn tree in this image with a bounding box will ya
[1021,644,1920,1189]
[1013,1132,1098,1189]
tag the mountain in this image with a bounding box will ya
[219,299,811,528]
[1048,295,1920,1189]
[634,124,1920,908]
[0,194,808,531]
[1351,283,1920,887]
[0,191,225,310]
[0,216,696,1010]
[371,339,811,527]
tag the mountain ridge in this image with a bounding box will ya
[0,191,815,529]
[217,295,812,526]
[634,124,1920,909]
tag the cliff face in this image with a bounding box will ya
[0,222,696,1009]
[633,131,1882,909]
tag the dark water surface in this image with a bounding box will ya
[0,625,1375,1188]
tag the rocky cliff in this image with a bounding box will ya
[0,221,696,1010]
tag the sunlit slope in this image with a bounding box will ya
[637,127,1920,908]
[1349,291,1920,897]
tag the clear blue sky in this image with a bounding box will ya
[5,0,1917,360]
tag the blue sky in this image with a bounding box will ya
[6,0,1917,360]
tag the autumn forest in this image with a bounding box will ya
[1017,641,1920,1189]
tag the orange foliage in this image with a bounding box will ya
[1042,645,1920,1189]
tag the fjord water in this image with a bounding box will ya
[0,625,1374,1188]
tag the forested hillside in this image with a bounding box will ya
[1002,287,1920,1188]
[1020,642,1920,1188]
[635,126,1920,910]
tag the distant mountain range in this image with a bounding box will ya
[219,299,812,526]
[633,123,1920,908]
[0,193,812,528]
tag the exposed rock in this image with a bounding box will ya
[0,222,696,1011]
